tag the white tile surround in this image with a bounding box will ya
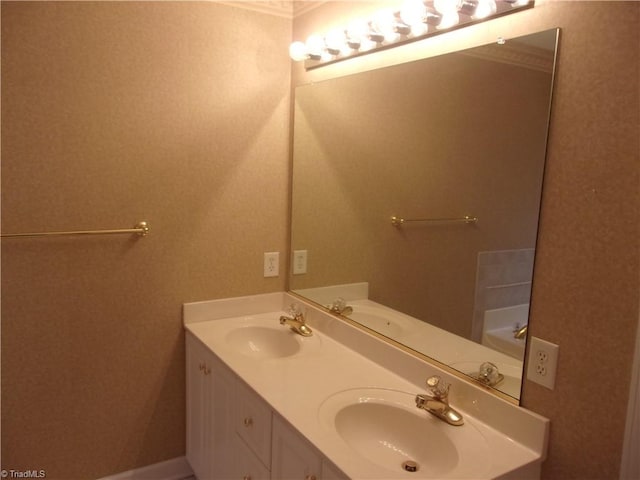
[183,291,549,479]
[472,249,535,343]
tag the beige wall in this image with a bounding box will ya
[292,1,639,479]
[1,2,290,478]
[2,1,639,480]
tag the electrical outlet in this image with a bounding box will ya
[263,252,279,277]
[527,336,559,390]
[293,250,307,275]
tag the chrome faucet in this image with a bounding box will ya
[415,376,464,426]
[279,304,313,337]
[513,324,528,339]
[329,297,353,316]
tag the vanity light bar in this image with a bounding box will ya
[289,0,534,69]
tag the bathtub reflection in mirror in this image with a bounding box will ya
[289,29,560,401]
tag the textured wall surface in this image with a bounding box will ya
[292,1,639,479]
[1,2,290,478]
[1,1,638,480]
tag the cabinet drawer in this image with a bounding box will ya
[235,380,272,468]
[272,414,322,480]
[231,434,271,480]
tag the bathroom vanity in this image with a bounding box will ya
[186,321,343,479]
[184,292,549,479]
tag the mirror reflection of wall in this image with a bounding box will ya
[290,29,559,401]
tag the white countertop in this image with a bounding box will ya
[184,292,548,479]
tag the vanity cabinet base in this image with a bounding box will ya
[186,332,348,480]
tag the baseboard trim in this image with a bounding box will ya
[98,456,193,480]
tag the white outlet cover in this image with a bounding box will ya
[263,252,279,278]
[527,336,559,390]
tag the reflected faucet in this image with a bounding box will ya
[474,362,504,387]
[329,297,353,316]
[279,304,313,337]
[415,376,464,426]
[513,324,528,339]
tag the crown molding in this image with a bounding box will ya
[462,42,555,73]
[292,1,326,17]
[216,1,326,19]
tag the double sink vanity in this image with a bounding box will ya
[184,292,549,480]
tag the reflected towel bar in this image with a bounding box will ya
[486,281,531,290]
[1,221,150,239]
[391,216,478,227]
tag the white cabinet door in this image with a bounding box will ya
[210,358,237,479]
[186,333,214,479]
[272,414,322,480]
[321,460,349,480]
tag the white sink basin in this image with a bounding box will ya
[225,326,302,359]
[318,388,490,478]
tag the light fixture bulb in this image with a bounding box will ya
[320,51,333,62]
[288,41,308,62]
[436,11,459,29]
[346,18,368,49]
[305,34,325,59]
[347,19,368,40]
[371,9,399,43]
[458,0,479,16]
[473,0,497,18]
[400,0,426,27]
[433,0,459,15]
[325,29,346,55]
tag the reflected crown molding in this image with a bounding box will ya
[216,1,326,19]
[461,42,555,73]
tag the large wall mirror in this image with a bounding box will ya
[289,28,559,402]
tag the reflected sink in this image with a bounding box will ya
[346,304,415,338]
[482,327,526,360]
[225,326,301,359]
[318,388,490,477]
[451,361,523,399]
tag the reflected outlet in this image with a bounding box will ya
[293,250,307,275]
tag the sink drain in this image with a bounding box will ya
[402,460,419,472]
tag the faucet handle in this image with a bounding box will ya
[287,303,304,319]
[331,297,347,311]
[426,375,450,399]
